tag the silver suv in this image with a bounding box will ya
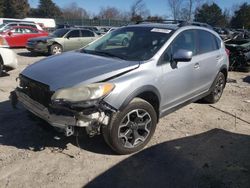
[14,21,229,154]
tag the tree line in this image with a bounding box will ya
[0,0,249,28]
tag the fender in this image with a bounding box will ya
[119,85,161,111]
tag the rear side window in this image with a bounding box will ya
[81,30,94,37]
[215,36,222,49]
[67,30,80,38]
[197,30,218,54]
[20,24,36,29]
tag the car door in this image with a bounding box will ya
[64,30,82,51]
[80,30,96,47]
[19,28,41,46]
[4,28,23,47]
[159,29,199,112]
[193,29,221,93]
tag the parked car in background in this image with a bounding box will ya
[0,26,48,48]
[75,26,102,35]
[213,27,234,41]
[0,47,18,76]
[0,22,43,32]
[26,28,98,55]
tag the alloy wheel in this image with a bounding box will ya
[118,109,152,148]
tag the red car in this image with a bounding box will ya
[0,26,48,47]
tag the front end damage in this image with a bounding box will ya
[12,76,116,137]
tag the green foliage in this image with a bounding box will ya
[194,3,228,27]
[231,3,250,29]
[3,0,30,18]
[0,0,4,17]
[37,0,62,18]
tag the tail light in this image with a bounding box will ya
[0,37,8,46]
[225,48,230,56]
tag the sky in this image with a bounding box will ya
[29,0,250,17]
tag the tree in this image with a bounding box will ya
[37,0,62,18]
[0,0,4,17]
[3,0,30,18]
[98,7,120,20]
[147,15,164,21]
[130,0,150,21]
[167,0,182,20]
[62,2,89,19]
[231,3,250,29]
[194,3,228,27]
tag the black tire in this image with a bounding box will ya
[49,44,63,55]
[203,72,226,104]
[0,57,3,77]
[102,98,157,155]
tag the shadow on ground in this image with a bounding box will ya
[243,75,250,84]
[85,129,250,188]
[0,100,113,155]
[1,100,250,187]
[17,51,47,57]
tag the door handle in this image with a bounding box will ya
[194,63,200,69]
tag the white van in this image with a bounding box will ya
[23,18,56,30]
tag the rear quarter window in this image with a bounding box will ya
[81,30,95,37]
[215,36,222,49]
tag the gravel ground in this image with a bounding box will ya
[0,49,250,188]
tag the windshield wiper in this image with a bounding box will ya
[91,50,126,60]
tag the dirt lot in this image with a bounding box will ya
[0,49,250,188]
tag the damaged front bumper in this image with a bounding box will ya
[14,89,111,136]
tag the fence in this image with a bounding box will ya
[56,18,130,27]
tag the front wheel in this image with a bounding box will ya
[49,44,63,55]
[203,72,226,103]
[102,98,157,155]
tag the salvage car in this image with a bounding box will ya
[26,28,98,55]
[0,26,48,48]
[14,21,229,154]
[0,47,18,76]
[225,39,250,72]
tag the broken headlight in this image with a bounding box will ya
[51,83,115,103]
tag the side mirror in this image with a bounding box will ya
[173,49,193,62]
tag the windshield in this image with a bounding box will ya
[50,29,70,37]
[0,23,6,32]
[82,26,172,61]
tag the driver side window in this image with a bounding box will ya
[160,30,196,64]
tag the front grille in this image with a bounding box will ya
[19,75,53,107]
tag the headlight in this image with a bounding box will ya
[51,83,115,103]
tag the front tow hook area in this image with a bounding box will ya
[65,125,74,137]
[10,90,18,109]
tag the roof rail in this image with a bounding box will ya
[136,19,213,29]
[136,19,186,25]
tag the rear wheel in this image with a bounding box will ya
[49,44,63,55]
[102,98,157,154]
[203,72,226,103]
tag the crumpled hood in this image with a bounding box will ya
[21,51,140,91]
